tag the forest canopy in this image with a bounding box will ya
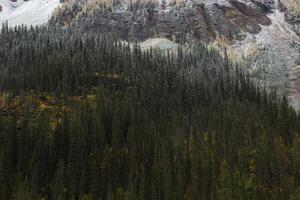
[0,24,299,200]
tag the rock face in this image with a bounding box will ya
[230,0,271,25]
[231,0,300,111]
[51,0,275,42]
[251,0,274,12]
[285,13,300,36]
[277,0,300,36]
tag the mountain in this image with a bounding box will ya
[51,0,273,42]
[50,0,300,110]
[0,0,300,199]
[0,22,300,200]
[0,0,60,27]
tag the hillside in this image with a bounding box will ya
[0,24,300,200]
[50,0,273,42]
[49,0,300,111]
[0,1,300,200]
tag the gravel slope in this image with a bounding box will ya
[233,0,300,110]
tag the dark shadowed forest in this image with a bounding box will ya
[0,24,300,200]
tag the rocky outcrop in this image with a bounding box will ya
[278,0,300,36]
[230,0,271,25]
[51,0,276,42]
[284,12,300,36]
[251,0,274,12]
[216,3,261,35]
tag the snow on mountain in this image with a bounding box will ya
[0,0,60,27]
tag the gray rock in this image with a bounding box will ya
[51,0,274,42]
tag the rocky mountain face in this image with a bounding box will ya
[50,0,278,43]
[280,0,300,35]
[229,0,300,111]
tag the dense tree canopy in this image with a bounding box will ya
[0,24,299,200]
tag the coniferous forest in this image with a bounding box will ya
[0,24,300,200]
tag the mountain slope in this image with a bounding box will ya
[233,0,300,110]
[0,25,299,200]
[50,0,273,42]
[49,0,300,110]
[0,0,60,27]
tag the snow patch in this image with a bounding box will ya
[0,0,61,28]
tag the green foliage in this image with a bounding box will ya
[13,176,36,200]
[0,25,299,200]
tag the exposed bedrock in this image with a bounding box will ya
[51,0,275,42]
